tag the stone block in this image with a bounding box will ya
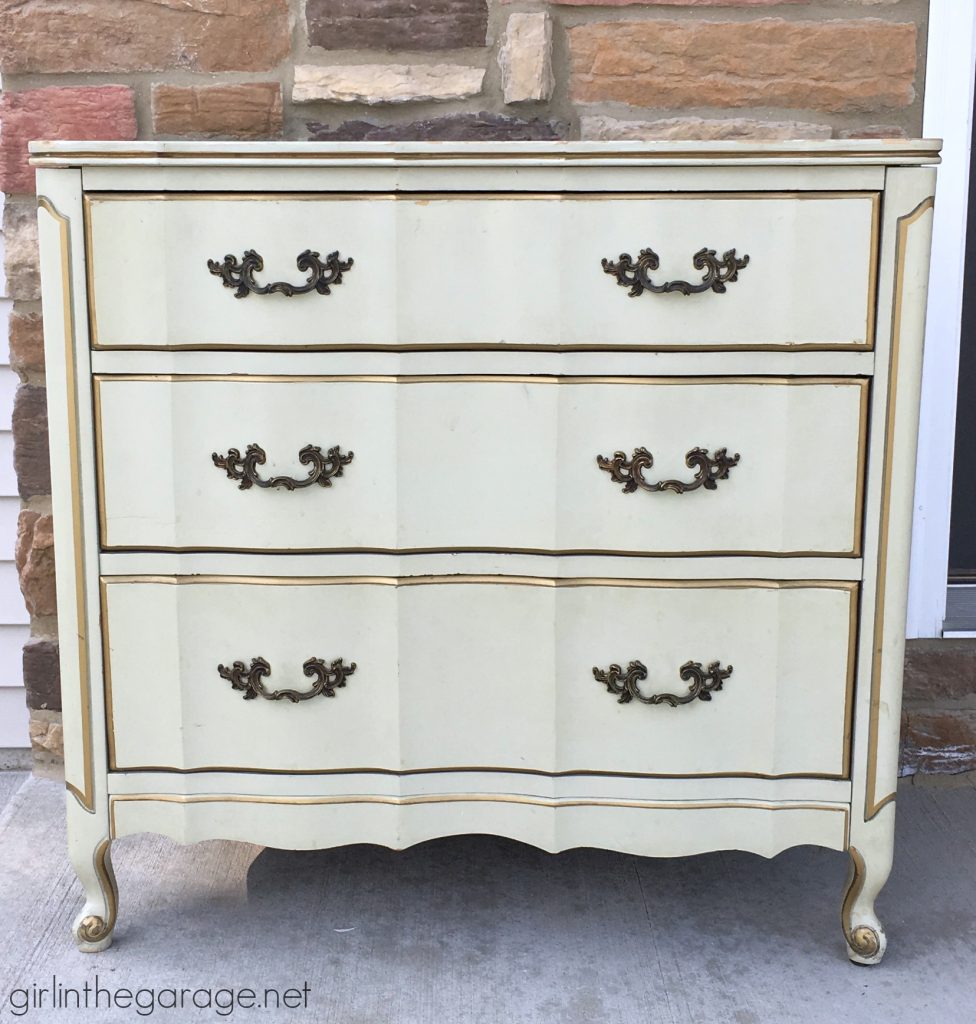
[152,83,283,139]
[580,114,833,141]
[2,202,39,301]
[0,0,291,74]
[9,311,45,377]
[12,385,50,499]
[306,0,487,51]
[15,511,57,619]
[498,13,554,105]
[293,63,485,104]
[0,86,136,194]
[568,18,917,113]
[23,639,61,712]
[308,111,565,141]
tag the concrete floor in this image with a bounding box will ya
[1,773,974,1023]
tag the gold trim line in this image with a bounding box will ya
[109,793,850,841]
[38,195,95,815]
[864,196,935,821]
[99,576,857,780]
[83,191,878,352]
[92,374,868,559]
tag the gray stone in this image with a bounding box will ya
[308,111,566,141]
[306,0,488,52]
[12,384,50,498]
[2,201,40,301]
[23,638,61,712]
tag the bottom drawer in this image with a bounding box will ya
[101,576,856,778]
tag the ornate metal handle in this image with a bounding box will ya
[597,446,739,495]
[212,443,353,491]
[207,248,353,299]
[217,656,357,703]
[602,247,749,296]
[593,660,733,707]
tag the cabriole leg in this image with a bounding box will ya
[840,844,891,965]
[67,800,118,952]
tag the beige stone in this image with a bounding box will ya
[580,114,833,142]
[293,64,485,105]
[569,19,917,114]
[16,511,57,618]
[9,312,45,377]
[152,83,284,139]
[29,709,64,776]
[2,202,40,301]
[498,13,554,105]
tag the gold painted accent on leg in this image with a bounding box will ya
[840,846,881,959]
[76,839,118,944]
[38,195,95,814]
[865,196,935,821]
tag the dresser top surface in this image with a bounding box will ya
[29,138,942,168]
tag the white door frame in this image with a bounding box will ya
[907,0,976,638]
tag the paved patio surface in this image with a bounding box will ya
[0,771,974,1023]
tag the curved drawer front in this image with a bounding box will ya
[86,192,878,350]
[95,376,866,556]
[102,577,856,777]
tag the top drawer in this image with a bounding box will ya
[85,192,879,351]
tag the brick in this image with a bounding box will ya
[308,112,566,141]
[0,0,290,74]
[580,114,832,141]
[15,511,57,619]
[152,83,283,140]
[12,385,50,499]
[499,13,554,105]
[293,64,485,104]
[23,639,60,712]
[568,19,917,114]
[2,202,39,301]
[904,639,976,705]
[0,86,137,195]
[902,710,976,775]
[9,312,44,377]
[306,0,487,51]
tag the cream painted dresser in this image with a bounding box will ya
[31,140,939,961]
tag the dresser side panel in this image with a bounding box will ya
[36,169,107,817]
[851,166,937,833]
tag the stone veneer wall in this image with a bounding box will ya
[1,0,959,774]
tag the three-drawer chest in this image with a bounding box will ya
[30,140,939,961]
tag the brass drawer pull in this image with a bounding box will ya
[597,446,739,495]
[212,443,353,491]
[593,660,733,707]
[218,656,357,703]
[207,248,353,299]
[602,247,749,297]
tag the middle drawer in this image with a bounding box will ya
[95,375,867,556]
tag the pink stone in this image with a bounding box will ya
[0,86,137,194]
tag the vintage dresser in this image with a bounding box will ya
[30,140,939,961]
